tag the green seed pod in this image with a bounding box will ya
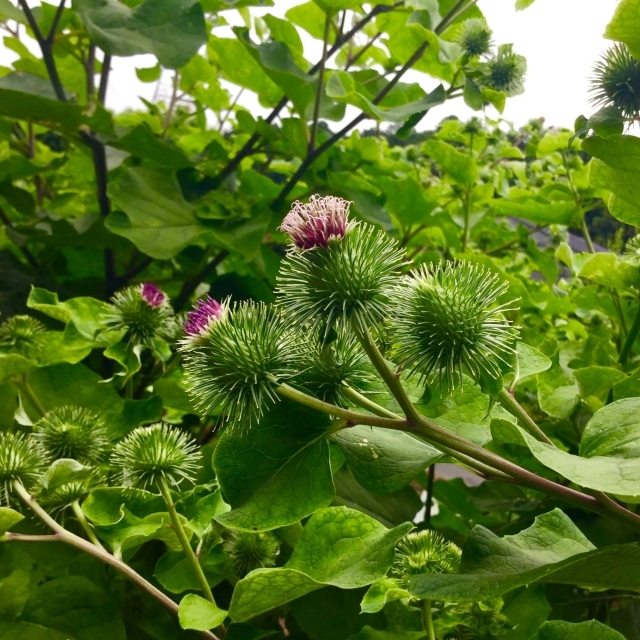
[110,423,201,489]
[457,19,493,58]
[590,44,640,119]
[0,315,46,355]
[277,196,405,338]
[0,431,48,503]
[391,261,518,389]
[33,406,108,465]
[223,530,280,577]
[390,530,461,578]
[294,332,371,406]
[479,44,526,97]
[181,301,299,426]
[104,283,174,345]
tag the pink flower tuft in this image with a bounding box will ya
[280,195,351,250]
[184,296,223,337]
[141,283,166,307]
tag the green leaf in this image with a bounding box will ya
[228,506,411,621]
[27,287,111,341]
[378,175,439,226]
[573,366,626,403]
[539,620,625,640]
[286,507,412,588]
[587,107,625,137]
[422,139,478,184]
[213,401,334,531]
[112,124,193,170]
[22,575,126,640]
[536,131,579,156]
[410,509,597,602]
[537,362,579,419]
[503,585,550,640]
[106,167,203,259]
[515,0,536,10]
[577,252,640,291]
[583,135,640,172]
[360,578,410,614]
[41,459,92,491]
[75,0,207,68]
[0,354,36,385]
[155,546,233,593]
[512,342,552,386]
[509,399,640,497]
[0,507,24,534]
[332,425,442,494]
[0,73,113,134]
[135,64,162,82]
[604,0,640,58]
[493,196,576,225]
[0,622,74,640]
[178,594,227,631]
[83,487,166,526]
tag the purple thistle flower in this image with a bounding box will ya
[141,283,166,307]
[280,195,351,250]
[184,295,223,338]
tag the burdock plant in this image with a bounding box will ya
[391,261,518,389]
[0,431,48,503]
[277,195,405,338]
[104,283,174,346]
[0,315,46,356]
[479,44,527,96]
[33,406,108,465]
[457,19,493,58]
[590,44,640,119]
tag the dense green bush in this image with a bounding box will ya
[2,0,640,638]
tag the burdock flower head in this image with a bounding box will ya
[277,195,405,338]
[33,406,108,465]
[0,431,48,503]
[110,423,201,490]
[590,44,640,120]
[104,283,173,345]
[457,18,493,59]
[390,530,461,579]
[223,530,280,578]
[625,234,640,265]
[181,295,226,347]
[0,315,46,355]
[280,195,351,250]
[181,301,299,426]
[392,261,518,389]
[479,44,527,97]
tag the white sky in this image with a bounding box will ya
[1,0,620,130]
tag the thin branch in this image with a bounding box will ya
[174,250,229,311]
[162,71,180,135]
[85,43,96,97]
[346,32,381,68]
[98,53,111,105]
[218,88,245,133]
[46,0,66,43]
[270,0,479,211]
[309,14,331,153]
[195,2,403,197]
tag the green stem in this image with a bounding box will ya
[341,385,402,419]
[611,289,628,338]
[18,374,46,418]
[351,323,423,423]
[158,478,216,605]
[580,218,596,254]
[497,388,554,445]
[11,482,220,640]
[619,298,640,365]
[461,189,471,252]
[422,599,436,640]
[72,500,105,550]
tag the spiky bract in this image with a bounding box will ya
[223,530,280,577]
[181,302,299,426]
[0,431,48,502]
[181,296,226,347]
[33,406,108,464]
[625,234,640,264]
[294,332,371,406]
[391,261,518,388]
[390,530,461,578]
[0,315,46,354]
[277,223,405,338]
[110,423,201,489]
[281,195,351,250]
[590,44,640,119]
[458,19,493,58]
[39,470,103,514]
[104,284,173,345]
[479,44,526,97]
